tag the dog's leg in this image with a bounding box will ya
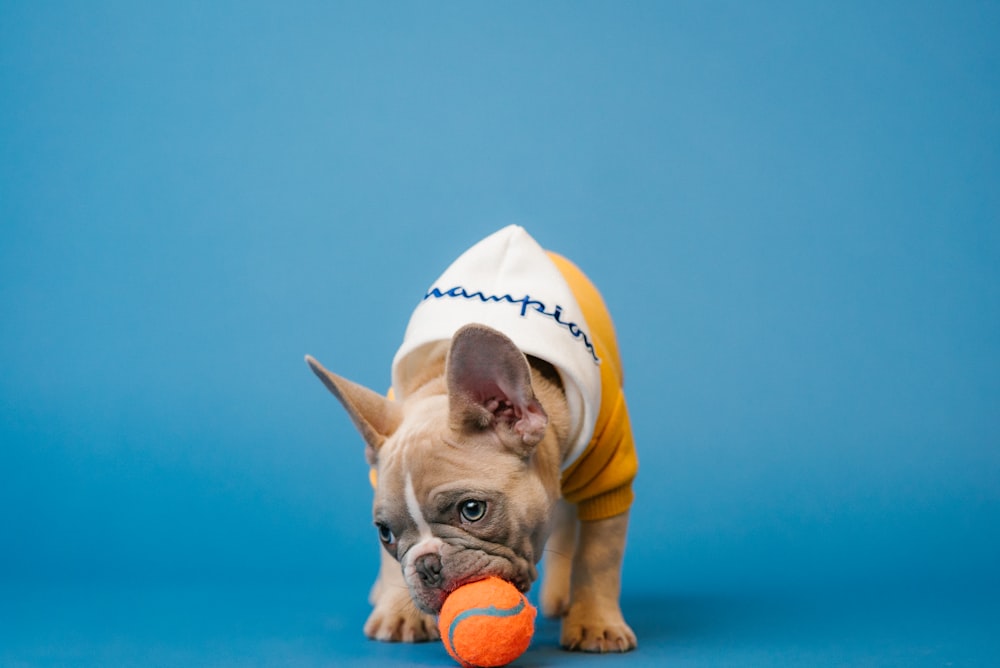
[560,511,637,652]
[540,499,577,618]
[364,547,440,642]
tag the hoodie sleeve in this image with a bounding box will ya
[547,252,639,521]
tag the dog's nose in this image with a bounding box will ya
[414,553,443,587]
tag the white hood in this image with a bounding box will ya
[391,225,602,468]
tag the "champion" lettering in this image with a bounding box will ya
[423,285,600,363]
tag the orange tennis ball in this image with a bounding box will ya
[438,577,536,668]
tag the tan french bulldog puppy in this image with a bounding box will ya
[306,226,637,652]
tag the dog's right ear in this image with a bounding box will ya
[305,355,402,464]
[446,324,548,455]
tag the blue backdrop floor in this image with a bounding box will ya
[4,581,997,667]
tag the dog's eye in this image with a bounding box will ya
[459,499,488,523]
[376,522,396,545]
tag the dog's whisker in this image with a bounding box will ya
[542,546,574,559]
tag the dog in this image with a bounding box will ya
[306,225,638,652]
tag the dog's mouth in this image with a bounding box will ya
[448,571,529,596]
[403,538,539,614]
[469,571,532,593]
[410,568,533,614]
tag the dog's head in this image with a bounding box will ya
[307,324,562,613]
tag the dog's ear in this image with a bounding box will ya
[305,355,402,464]
[446,324,548,454]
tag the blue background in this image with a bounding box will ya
[2,2,998,666]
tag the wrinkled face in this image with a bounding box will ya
[372,396,555,613]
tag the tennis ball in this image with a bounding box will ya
[438,577,536,668]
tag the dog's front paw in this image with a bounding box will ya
[560,604,637,653]
[364,590,440,643]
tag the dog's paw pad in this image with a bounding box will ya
[364,607,439,643]
[561,618,637,653]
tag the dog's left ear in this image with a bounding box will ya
[446,324,548,454]
[305,355,402,465]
